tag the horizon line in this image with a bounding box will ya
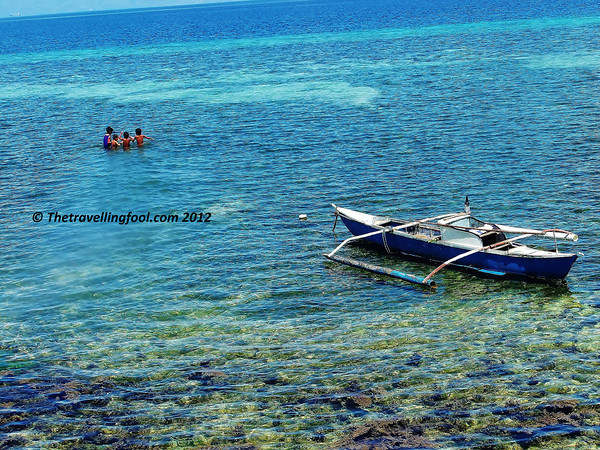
[0,0,291,20]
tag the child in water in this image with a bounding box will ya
[121,131,135,149]
[103,126,114,148]
[134,128,154,146]
[111,134,121,149]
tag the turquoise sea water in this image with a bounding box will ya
[1,0,600,447]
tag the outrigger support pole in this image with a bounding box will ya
[326,229,389,259]
[422,233,534,283]
[324,228,436,287]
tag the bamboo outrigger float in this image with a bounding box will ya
[324,199,578,287]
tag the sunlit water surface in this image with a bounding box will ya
[1,0,600,447]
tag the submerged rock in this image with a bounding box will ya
[336,417,439,449]
[335,399,600,448]
[345,394,373,410]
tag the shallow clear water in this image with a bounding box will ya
[1,0,600,447]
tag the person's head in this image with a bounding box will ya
[106,126,113,134]
[135,128,142,136]
[123,132,129,139]
[113,134,118,139]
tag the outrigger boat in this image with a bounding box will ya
[324,199,578,287]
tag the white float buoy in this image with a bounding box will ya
[299,214,308,220]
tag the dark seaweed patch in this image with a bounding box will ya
[0,365,236,447]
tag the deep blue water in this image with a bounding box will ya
[1,0,600,447]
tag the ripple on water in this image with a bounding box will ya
[2,0,600,447]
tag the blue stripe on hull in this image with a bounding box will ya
[341,217,576,280]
